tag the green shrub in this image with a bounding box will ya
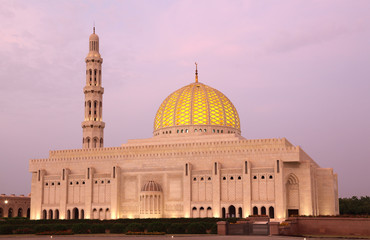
[110,223,125,233]
[51,224,68,231]
[147,222,166,233]
[0,225,13,234]
[167,223,186,234]
[209,223,217,234]
[14,228,35,234]
[90,224,105,233]
[187,222,206,234]
[125,223,144,232]
[72,223,90,234]
[35,224,51,234]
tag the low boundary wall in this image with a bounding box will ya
[280,217,370,237]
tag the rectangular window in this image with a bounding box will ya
[185,163,188,176]
[113,167,116,178]
[245,161,248,174]
[277,160,280,173]
[88,168,90,179]
[214,162,217,175]
[63,169,65,181]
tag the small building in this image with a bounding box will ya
[0,194,30,218]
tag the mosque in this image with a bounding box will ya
[29,28,339,221]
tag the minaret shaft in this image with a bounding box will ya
[82,28,105,149]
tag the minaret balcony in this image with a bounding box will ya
[83,86,104,94]
[81,121,105,128]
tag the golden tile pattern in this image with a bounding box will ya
[154,82,240,131]
[192,85,208,125]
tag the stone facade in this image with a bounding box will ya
[29,28,339,221]
[0,194,30,218]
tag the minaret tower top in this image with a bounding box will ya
[82,27,105,149]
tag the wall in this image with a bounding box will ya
[280,217,370,236]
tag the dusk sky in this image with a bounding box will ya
[0,0,369,197]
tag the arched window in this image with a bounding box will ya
[67,210,71,220]
[94,69,97,85]
[89,69,92,85]
[93,138,98,148]
[269,206,275,219]
[17,208,23,217]
[48,209,53,220]
[261,206,266,215]
[99,70,101,85]
[42,209,47,219]
[88,101,92,118]
[87,138,91,148]
[253,206,258,215]
[100,138,103,147]
[55,209,59,220]
[81,209,84,219]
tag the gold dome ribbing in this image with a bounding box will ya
[154,82,240,131]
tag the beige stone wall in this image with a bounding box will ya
[29,135,338,220]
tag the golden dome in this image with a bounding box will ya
[154,82,240,135]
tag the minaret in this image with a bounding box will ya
[82,27,105,149]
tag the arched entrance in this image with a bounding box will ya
[55,209,59,219]
[80,209,84,219]
[27,208,30,218]
[48,209,53,219]
[73,208,79,219]
[286,174,300,217]
[222,207,226,218]
[261,206,266,215]
[228,205,236,218]
[8,208,13,218]
[238,207,243,218]
[17,208,23,217]
[253,206,258,215]
[192,207,198,218]
[0,208,3,217]
[105,208,110,220]
[269,206,275,218]
[67,210,71,220]
[42,209,47,219]
[207,207,212,217]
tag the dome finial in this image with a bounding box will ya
[93,20,95,34]
[195,62,198,83]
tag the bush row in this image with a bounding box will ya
[0,221,217,235]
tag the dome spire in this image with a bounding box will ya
[195,62,198,83]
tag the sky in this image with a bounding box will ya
[0,0,369,198]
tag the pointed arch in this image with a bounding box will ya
[286,173,299,185]
[286,173,300,216]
